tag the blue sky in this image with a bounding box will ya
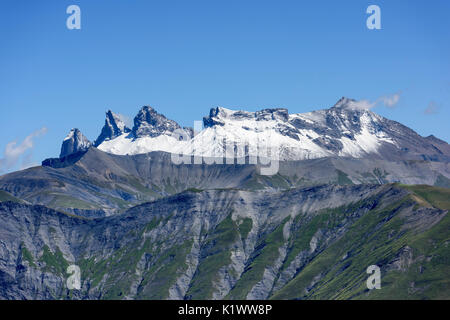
[0,0,449,173]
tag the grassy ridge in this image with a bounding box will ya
[400,184,450,210]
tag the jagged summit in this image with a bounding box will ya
[132,106,181,138]
[329,97,379,114]
[55,98,450,162]
[331,97,357,109]
[94,110,131,146]
[60,128,92,158]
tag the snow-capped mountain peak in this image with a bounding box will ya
[58,98,450,162]
[95,106,192,156]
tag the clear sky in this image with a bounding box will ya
[1,0,449,173]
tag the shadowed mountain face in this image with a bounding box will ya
[0,147,448,216]
[0,184,448,299]
[131,106,181,138]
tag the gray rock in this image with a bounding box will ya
[60,128,92,159]
[94,110,131,146]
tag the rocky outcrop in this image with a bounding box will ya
[94,110,131,146]
[132,106,181,138]
[59,128,92,158]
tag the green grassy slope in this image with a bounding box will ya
[271,185,449,300]
[0,190,24,203]
[9,184,448,300]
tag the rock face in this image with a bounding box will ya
[132,106,181,138]
[94,110,131,146]
[0,184,448,300]
[203,107,289,127]
[203,107,290,128]
[59,128,92,158]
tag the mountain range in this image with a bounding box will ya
[59,97,450,162]
[0,97,449,300]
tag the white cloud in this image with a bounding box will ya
[347,99,377,110]
[424,101,439,115]
[116,113,133,129]
[346,92,401,111]
[380,92,401,108]
[0,127,47,173]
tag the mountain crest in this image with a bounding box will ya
[60,128,92,158]
[332,97,357,109]
[55,98,450,162]
[132,106,181,138]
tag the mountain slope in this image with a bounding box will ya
[0,184,447,299]
[0,148,448,216]
[271,184,450,300]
